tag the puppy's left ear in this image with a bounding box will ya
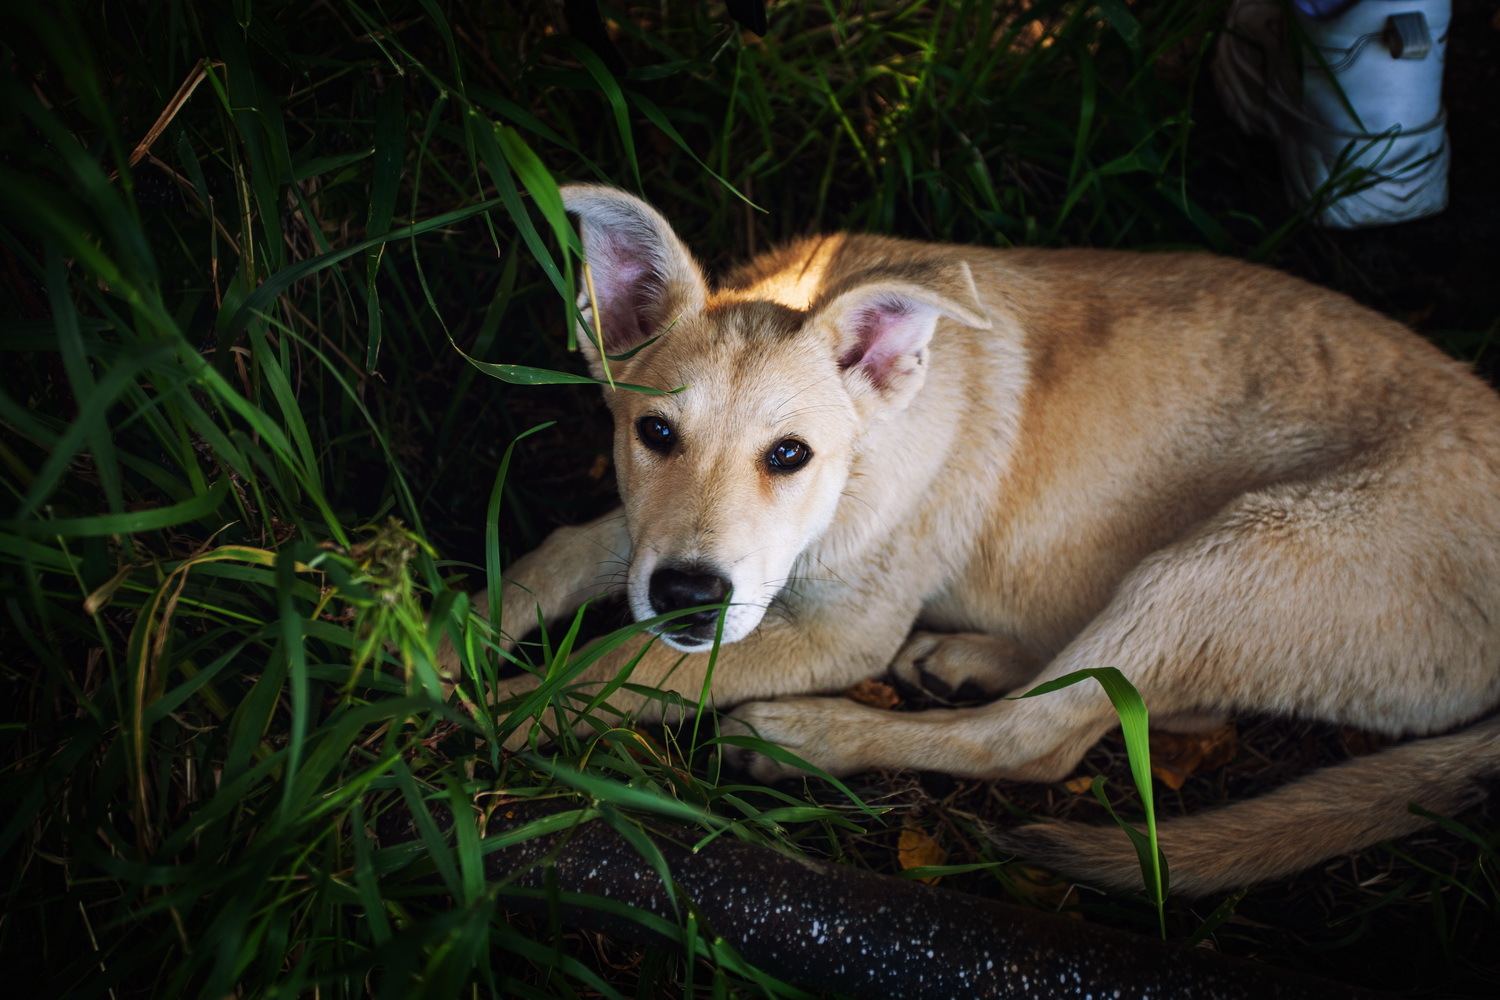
[817,261,990,411]
[560,184,708,380]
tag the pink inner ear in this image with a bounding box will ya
[588,234,664,355]
[838,298,923,388]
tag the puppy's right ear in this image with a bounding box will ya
[560,185,708,379]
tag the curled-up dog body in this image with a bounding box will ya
[464,184,1500,896]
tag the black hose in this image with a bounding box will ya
[381,799,1384,999]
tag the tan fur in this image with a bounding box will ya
[469,185,1500,895]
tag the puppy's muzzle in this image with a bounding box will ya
[648,563,731,646]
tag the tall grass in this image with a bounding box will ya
[2,1,1493,997]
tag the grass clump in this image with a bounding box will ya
[2,1,1494,997]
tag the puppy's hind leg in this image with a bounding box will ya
[737,470,1500,804]
[889,632,1044,701]
[898,473,1500,891]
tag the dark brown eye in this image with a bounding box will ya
[767,438,811,472]
[636,415,675,453]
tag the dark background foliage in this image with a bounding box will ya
[2,1,1496,996]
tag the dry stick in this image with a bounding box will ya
[123,58,223,173]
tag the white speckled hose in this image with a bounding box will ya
[382,801,1385,999]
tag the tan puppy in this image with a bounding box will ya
[476,184,1500,895]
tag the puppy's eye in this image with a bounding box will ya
[637,415,676,453]
[767,438,811,473]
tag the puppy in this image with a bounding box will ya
[471,185,1500,894]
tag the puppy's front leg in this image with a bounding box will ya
[437,508,629,680]
[730,677,1118,783]
[495,595,922,746]
[489,507,631,647]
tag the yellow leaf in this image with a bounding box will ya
[897,821,947,883]
[1148,723,1238,791]
[1063,774,1094,795]
[846,678,901,710]
[1008,864,1083,916]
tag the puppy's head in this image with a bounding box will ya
[559,185,987,650]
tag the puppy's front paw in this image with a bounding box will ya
[721,697,882,782]
[717,708,807,782]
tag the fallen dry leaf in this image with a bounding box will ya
[1007,863,1083,916]
[1148,723,1238,791]
[897,820,947,883]
[846,677,901,710]
[1063,774,1095,795]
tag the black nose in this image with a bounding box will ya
[648,565,731,628]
